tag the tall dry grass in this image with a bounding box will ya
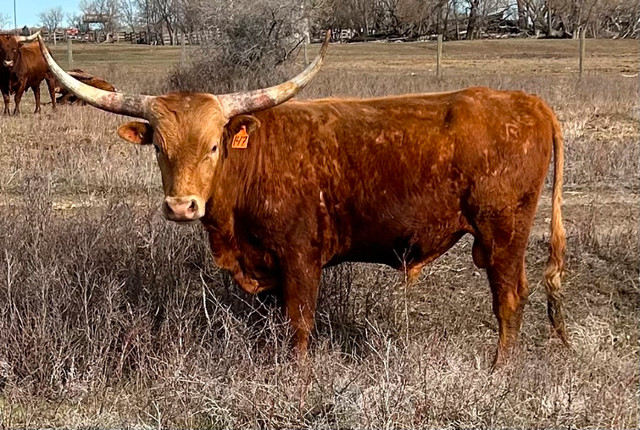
[0,41,637,428]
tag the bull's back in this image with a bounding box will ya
[309,88,550,213]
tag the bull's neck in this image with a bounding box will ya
[200,111,272,232]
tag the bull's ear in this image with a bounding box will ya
[225,115,261,137]
[117,121,153,145]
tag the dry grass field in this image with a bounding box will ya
[0,39,638,428]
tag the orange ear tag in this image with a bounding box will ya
[231,125,249,149]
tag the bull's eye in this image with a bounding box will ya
[211,145,218,153]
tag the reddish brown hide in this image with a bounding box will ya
[0,35,56,115]
[203,87,568,364]
[54,69,117,105]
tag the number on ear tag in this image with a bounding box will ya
[231,126,249,149]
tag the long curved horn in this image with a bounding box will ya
[217,30,331,118]
[36,34,153,119]
[17,31,40,43]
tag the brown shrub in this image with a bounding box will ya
[167,1,303,94]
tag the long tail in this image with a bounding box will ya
[543,114,569,345]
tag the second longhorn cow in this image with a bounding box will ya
[0,32,56,115]
[54,69,117,105]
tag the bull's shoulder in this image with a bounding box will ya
[19,42,43,59]
[16,43,48,72]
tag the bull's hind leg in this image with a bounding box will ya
[45,75,57,111]
[473,209,536,368]
[487,253,529,367]
[32,85,41,114]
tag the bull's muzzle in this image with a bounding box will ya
[3,60,13,67]
[163,195,204,222]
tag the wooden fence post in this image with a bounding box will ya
[304,43,309,66]
[436,34,443,79]
[579,27,586,80]
[67,38,73,69]
[180,33,186,69]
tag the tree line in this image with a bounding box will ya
[34,0,639,43]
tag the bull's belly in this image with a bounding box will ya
[325,229,466,271]
[325,204,471,269]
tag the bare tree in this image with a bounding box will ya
[464,0,481,39]
[80,0,120,37]
[0,13,11,30]
[396,0,449,38]
[136,0,164,44]
[170,0,310,92]
[332,0,370,37]
[39,7,65,44]
[67,13,89,31]
[84,0,639,49]
[174,0,206,44]
[119,0,141,33]
[155,0,179,45]
[598,0,640,38]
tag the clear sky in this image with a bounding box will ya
[1,0,80,28]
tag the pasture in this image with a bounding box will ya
[0,39,638,428]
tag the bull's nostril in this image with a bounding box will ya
[163,196,201,221]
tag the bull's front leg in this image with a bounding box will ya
[1,85,10,115]
[281,252,322,356]
[13,80,27,115]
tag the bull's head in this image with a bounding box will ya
[0,32,39,68]
[38,32,330,222]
